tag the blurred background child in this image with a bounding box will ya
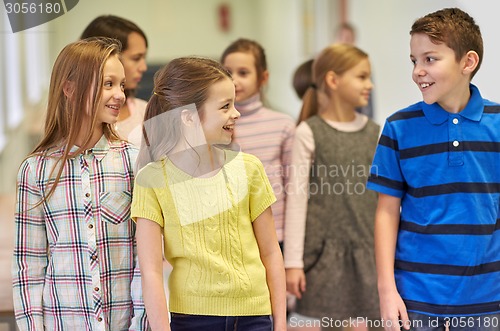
[221,38,295,249]
[284,43,382,331]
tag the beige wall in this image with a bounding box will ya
[349,0,500,123]
[47,0,306,117]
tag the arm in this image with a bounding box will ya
[128,234,150,331]
[253,207,287,331]
[12,160,47,331]
[375,193,409,331]
[280,118,295,192]
[283,122,314,298]
[136,217,170,331]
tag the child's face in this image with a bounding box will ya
[223,52,260,103]
[410,33,467,109]
[96,55,126,126]
[121,32,147,90]
[200,77,240,146]
[336,58,373,108]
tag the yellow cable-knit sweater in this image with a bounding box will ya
[131,150,276,316]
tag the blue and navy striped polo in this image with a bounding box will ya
[367,84,500,317]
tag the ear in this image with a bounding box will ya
[181,109,198,127]
[260,70,269,86]
[63,81,75,98]
[324,70,339,91]
[462,50,479,76]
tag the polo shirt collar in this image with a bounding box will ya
[422,84,484,125]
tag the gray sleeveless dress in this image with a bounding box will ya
[296,115,380,319]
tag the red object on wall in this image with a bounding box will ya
[218,3,230,32]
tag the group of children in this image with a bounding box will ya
[12,7,500,331]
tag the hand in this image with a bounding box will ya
[285,268,306,299]
[379,288,410,331]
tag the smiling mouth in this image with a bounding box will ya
[420,82,434,89]
[223,125,234,132]
[106,105,121,115]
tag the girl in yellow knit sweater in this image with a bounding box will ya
[131,57,286,331]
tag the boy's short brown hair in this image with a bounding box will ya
[410,7,483,79]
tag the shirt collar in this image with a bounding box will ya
[234,94,262,116]
[422,84,484,125]
[83,135,111,161]
[49,135,111,161]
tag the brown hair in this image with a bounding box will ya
[81,15,148,51]
[410,7,483,79]
[220,38,268,88]
[292,59,314,100]
[30,37,122,202]
[297,43,369,124]
[137,57,232,169]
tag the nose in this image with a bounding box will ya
[232,107,240,119]
[413,63,425,77]
[114,88,126,102]
[367,78,374,90]
[139,58,147,73]
[232,75,240,88]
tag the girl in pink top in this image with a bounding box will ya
[221,38,295,247]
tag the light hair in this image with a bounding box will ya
[29,37,122,203]
[81,15,148,97]
[297,43,369,124]
[137,57,232,170]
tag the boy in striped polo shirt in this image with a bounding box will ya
[367,8,500,331]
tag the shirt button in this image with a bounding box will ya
[88,224,93,229]
[452,118,459,124]
[85,193,90,198]
[94,287,99,292]
[453,141,460,147]
[97,317,103,322]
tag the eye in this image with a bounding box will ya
[221,103,230,110]
[426,56,436,63]
[121,82,126,91]
[238,70,249,77]
[104,80,112,87]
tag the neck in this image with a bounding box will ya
[75,122,104,150]
[169,144,225,178]
[117,101,131,121]
[440,84,471,114]
[235,94,262,114]
[320,100,356,122]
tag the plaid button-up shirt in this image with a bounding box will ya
[13,136,148,331]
